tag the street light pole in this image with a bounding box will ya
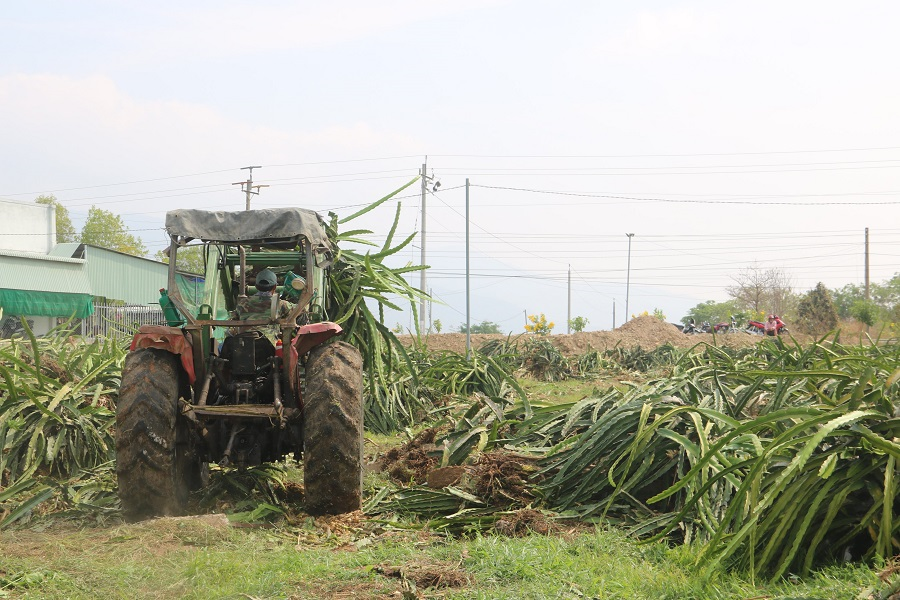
[625,233,634,322]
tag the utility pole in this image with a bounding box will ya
[865,227,870,301]
[612,300,616,330]
[417,160,440,334]
[465,178,471,358]
[625,233,635,322]
[233,166,267,211]
[420,161,428,333]
[567,264,571,334]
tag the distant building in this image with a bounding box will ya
[49,243,203,306]
[0,199,91,335]
[0,198,56,254]
[0,249,94,336]
[0,200,201,337]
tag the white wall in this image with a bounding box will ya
[0,199,56,253]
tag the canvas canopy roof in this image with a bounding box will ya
[165,208,331,250]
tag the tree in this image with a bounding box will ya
[726,265,794,318]
[850,300,879,327]
[831,274,900,324]
[458,320,502,334]
[155,245,206,275]
[795,282,838,335]
[569,316,589,332]
[872,273,900,314]
[682,299,742,326]
[80,206,147,256]
[433,319,443,333]
[652,308,666,321]
[34,194,76,243]
[831,283,864,319]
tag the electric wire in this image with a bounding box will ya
[471,185,900,206]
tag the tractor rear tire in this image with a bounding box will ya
[116,348,198,521]
[303,341,363,515]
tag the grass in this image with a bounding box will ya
[5,335,900,598]
[2,422,895,599]
[1,514,886,599]
[519,377,610,406]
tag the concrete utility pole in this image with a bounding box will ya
[465,178,471,358]
[233,166,267,211]
[420,161,427,333]
[418,160,440,334]
[625,233,635,322]
[567,264,571,334]
[428,287,433,334]
[865,227,870,301]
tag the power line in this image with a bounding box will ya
[440,158,900,171]
[264,155,421,168]
[0,156,422,197]
[430,146,900,158]
[1,168,239,197]
[471,185,900,206]
[427,186,569,266]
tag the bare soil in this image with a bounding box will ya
[401,315,787,357]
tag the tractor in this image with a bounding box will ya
[114,208,363,520]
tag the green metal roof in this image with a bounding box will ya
[49,244,203,305]
[0,250,92,294]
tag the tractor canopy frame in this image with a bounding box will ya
[158,207,338,402]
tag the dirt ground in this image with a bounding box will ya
[400,315,792,357]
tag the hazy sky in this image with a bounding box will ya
[3,2,900,332]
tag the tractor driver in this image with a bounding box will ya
[235,268,294,321]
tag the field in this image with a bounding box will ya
[0,504,887,599]
[3,318,900,599]
[398,316,780,355]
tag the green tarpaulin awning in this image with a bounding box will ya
[0,289,94,319]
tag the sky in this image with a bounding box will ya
[3,1,900,333]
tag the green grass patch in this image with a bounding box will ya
[0,518,888,599]
[518,377,609,406]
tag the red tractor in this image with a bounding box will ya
[115,208,363,520]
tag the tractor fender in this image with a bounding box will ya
[130,325,197,384]
[290,322,343,364]
[287,322,343,401]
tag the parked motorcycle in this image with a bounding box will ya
[747,315,788,336]
[0,316,33,339]
[683,319,711,334]
[714,316,739,334]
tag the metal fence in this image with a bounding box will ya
[0,316,34,338]
[80,304,168,339]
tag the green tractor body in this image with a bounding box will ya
[115,208,363,520]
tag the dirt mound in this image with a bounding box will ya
[401,315,770,357]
